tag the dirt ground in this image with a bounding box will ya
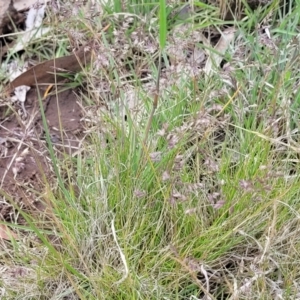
[0,88,84,222]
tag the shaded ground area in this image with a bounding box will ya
[0,88,83,221]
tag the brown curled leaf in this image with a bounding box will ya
[7,45,93,93]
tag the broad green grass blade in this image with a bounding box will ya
[159,0,167,49]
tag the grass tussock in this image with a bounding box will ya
[0,0,300,299]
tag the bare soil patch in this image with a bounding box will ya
[0,88,84,222]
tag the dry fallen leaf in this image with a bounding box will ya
[7,45,93,92]
[13,0,50,11]
[8,61,31,116]
[0,1,11,27]
[9,2,50,55]
[0,224,18,240]
[0,0,18,35]
[204,27,236,75]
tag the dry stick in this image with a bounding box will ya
[142,51,162,146]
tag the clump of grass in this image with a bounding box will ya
[1,0,300,299]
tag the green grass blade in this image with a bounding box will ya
[159,0,167,49]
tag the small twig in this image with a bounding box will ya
[111,219,129,285]
[142,51,162,146]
